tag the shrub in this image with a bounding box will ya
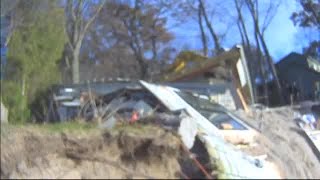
[1,81,30,124]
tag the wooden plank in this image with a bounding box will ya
[237,88,249,113]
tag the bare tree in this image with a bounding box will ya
[109,0,172,79]
[0,0,20,46]
[234,0,251,50]
[65,0,106,83]
[1,0,41,46]
[198,2,208,56]
[0,0,20,17]
[172,0,226,56]
[198,0,222,55]
[243,0,283,104]
[80,0,173,80]
[171,0,209,56]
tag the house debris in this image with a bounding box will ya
[161,45,255,107]
[296,104,320,156]
[40,48,320,178]
[305,130,320,156]
[47,81,257,145]
[47,45,257,124]
[45,80,282,179]
[140,81,282,179]
[234,103,320,178]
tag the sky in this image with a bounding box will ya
[263,0,319,61]
[169,0,319,63]
[1,0,318,64]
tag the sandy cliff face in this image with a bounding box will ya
[1,124,212,179]
[235,106,320,179]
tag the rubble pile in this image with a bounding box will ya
[43,81,288,178]
[2,81,320,179]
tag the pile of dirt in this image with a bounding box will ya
[235,106,320,179]
[1,124,215,179]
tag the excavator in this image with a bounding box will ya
[163,51,208,74]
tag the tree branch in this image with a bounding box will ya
[83,0,106,35]
[198,0,221,53]
[4,16,15,46]
[198,2,207,56]
[261,1,281,35]
[66,0,76,23]
[64,23,74,51]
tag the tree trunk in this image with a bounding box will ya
[72,48,80,83]
[21,75,26,96]
[151,36,157,61]
[138,57,147,79]
[257,29,283,102]
[252,13,283,104]
[198,3,208,56]
[198,0,221,54]
[245,0,283,105]
[151,21,157,61]
[65,0,105,84]
[252,17,268,105]
[234,0,251,50]
[237,22,245,46]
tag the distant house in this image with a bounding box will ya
[276,52,320,103]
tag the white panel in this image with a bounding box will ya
[236,59,247,87]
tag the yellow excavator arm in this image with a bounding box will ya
[165,51,207,74]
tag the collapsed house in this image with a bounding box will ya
[47,81,244,122]
[160,45,255,109]
[48,45,256,119]
[45,80,283,178]
[42,46,284,177]
[42,46,320,178]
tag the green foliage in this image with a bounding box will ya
[2,3,66,123]
[37,121,95,133]
[291,0,320,28]
[1,81,30,124]
[7,8,66,99]
[291,0,320,58]
[0,122,96,138]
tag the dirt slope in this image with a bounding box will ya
[1,124,212,179]
[235,106,320,179]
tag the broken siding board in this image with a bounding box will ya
[168,82,241,110]
[231,59,251,106]
[140,80,222,137]
[199,133,281,179]
[304,130,320,156]
[237,88,249,113]
[236,59,247,87]
[140,81,281,179]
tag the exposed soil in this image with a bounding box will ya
[1,124,216,179]
[235,105,320,179]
